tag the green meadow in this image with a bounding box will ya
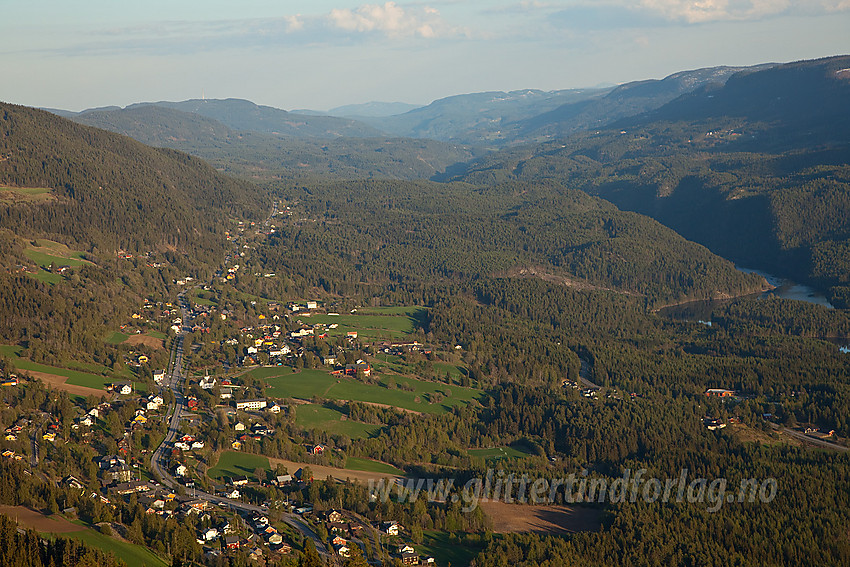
[64,525,168,567]
[208,451,271,482]
[256,367,484,414]
[295,403,382,438]
[344,457,404,475]
[297,307,427,340]
[0,345,134,390]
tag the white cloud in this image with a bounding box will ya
[633,0,850,23]
[284,15,304,32]
[328,2,456,38]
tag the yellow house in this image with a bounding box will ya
[134,415,148,425]
[42,432,56,441]
[138,355,149,364]
[231,440,242,450]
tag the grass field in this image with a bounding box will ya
[208,451,271,482]
[190,289,218,307]
[419,531,484,566]
[295,404,382,438]
[0,345,133,390]
[257,367,484,414]
[24,239,89,268]
[67,525,169,567]
[299,308,426,340]
[344,457,404,475]
[105,331,130,345]
[468,445,535,461]
[29,269,62,285]
[0,186,55,203]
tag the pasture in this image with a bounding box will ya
[295,403,382,438]
[257,367,484,414]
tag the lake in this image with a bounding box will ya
[735,266,834,309]
[659,266,834,322]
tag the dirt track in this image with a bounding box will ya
[24,370,105,397]
[0,505,84,533]
[479,501,603,534]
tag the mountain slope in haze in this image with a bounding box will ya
[514,64,771,142]
[363,66,760,146]
[0,102,264,260]
[73,104,237,147]
[364,88,611,144]
[326,101,422,117]
[129,98,386,139]
[451,55,850,305]
[68,105,481,181]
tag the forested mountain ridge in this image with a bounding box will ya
[450,55,850,306]
[128,98,386,139]
[263,178,766,307]
[66,104,481,181]
[0,102,265,260]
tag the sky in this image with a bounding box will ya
[3,0,850,112]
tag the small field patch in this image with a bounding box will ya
[258,367,484,414]
[468,444,535,461]
[0,186,55,203]
[479,501,603,534]
[344,457,403,475]
[266,457,403,483]
[295,404,382,438]
[300,309,425,340]
[208,451,271,482]
[67,523,168,567]
[419,531,484,567]
[0,505,83,533]
[124,334,164,349]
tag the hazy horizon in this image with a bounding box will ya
[4,1,850,113]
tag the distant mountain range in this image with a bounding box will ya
[57,63,766,148]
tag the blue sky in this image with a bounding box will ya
[3,1,850,112]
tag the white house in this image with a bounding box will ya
[382,521,400,536]
[267,403,281,414]
[235,399,267,411]
[175,464,188,477]
[153,370,165,384]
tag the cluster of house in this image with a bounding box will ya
[704,416,740,431]
[230,416,279,451]
[705,388,736,398]
[804,427,837,440]
[322,512,434,565]
[240,324,291,365]
[331,360,372,378]
[561,379,599,399]
[375,341,430,356]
